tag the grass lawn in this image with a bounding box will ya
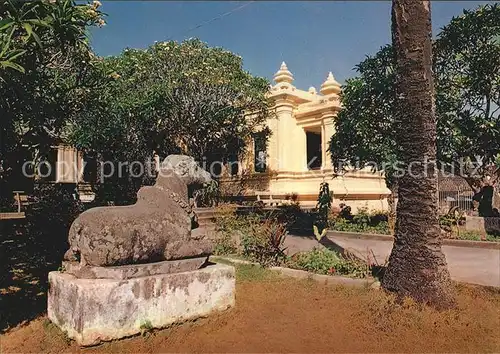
[1,264,499,353]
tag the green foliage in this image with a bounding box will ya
[240,219,288,267]
[69,38,271,204]
[454,230,499,242]
[0,0,104,202]
[14,182,85,263]
[330,207,390,235]
[329,45,398,186]
[275,201,315,234]
[1,0,101,75]
[214,205,288,266]
[213,232,237,256]
[70,38,270,162]
[439,214,454,230]
[456,231,483,241]
[330,4,500,192]
[139,319,154,337]
[314,182,332,233]
[289,248,369,278]
[338,203,353,220]
[435,4,500,173]
[214,204,261,238]
[193,180,221,207]
[352,207,371,227]
[485,234,500,242]
[331,218,390,235]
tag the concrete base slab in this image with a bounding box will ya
[48,263,235,346]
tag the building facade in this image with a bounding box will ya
[42,62,390,211]
[225,62,390,210]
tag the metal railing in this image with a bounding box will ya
[438,187,474,215]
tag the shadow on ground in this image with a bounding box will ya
[0,220,66,333]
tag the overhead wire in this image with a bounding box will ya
[165,1,255,41]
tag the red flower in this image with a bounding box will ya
[328,267,336,274]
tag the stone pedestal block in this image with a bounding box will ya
[48,263,235,346]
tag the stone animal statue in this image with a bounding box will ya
[64,155,213,267]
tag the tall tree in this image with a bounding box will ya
[330,4,500,216]
[70,39,270,204]
[0,0,104,202]
[381,0,455,309]
[435,4,500,215]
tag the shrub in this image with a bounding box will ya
[315,182,332,233]
[213,204,258,254]
[455,231,499,242]
[193,180,221,207]
[275,201,301,228]
[330,205,391,235]
[214,204,256,234]
[213,205,290,264]
[240,219,288,267]
[370,210,389,224]
[485,234,500,242]
[353,207,371,228]
[25,183,85,260]
[213,232,237,256]
[338,203,353,220]
[289,248,369,278]
[331,217,390,235]
[457,231,482,241]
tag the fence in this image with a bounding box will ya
[438,187,474,215]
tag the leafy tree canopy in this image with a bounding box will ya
[70,39,271,165]
[330,4,500,208]
[0,0,104,196]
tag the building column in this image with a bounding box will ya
[274,99,295,172]
[55,146,64,183]
[322,112,336,170]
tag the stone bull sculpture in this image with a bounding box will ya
[64,155,213,267]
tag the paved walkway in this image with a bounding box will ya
[284,234,500,287]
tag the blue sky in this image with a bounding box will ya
[90,1,491,89]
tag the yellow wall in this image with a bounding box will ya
[235,62,391,211]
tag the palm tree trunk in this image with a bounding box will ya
[381,0,456,309]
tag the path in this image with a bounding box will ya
[284,234,500,287]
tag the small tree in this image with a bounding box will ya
[314,182,332,240]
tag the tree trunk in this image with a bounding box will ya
[381,0,456,309]
[386,180,398,235]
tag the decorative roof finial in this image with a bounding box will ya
[320,72,341,95]
[308,86,317,95]
[273,61,294,84]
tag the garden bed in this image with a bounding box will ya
[210,255,378,287]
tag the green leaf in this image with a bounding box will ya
[25,19,50,28]
[6,49,26,62]
[22,22,42,47]
[0,19,15,31]
[0,27,15,57]
[0,60,25,73]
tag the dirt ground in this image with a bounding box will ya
[1,265,500,353]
